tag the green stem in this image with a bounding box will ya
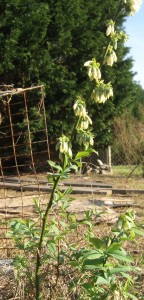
[35,176,60,300]
[35,105,81,299]
[70,117,80,142]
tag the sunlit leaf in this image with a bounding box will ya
[75,148,97,160]
[133,227,144,236]
[108,249,133,262]
[48,160,62,171]
[96,276,109,285]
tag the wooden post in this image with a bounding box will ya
[107,146,112,173]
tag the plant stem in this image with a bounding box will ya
[70,117,80,142]
[35,95,82,299]
[35,176,60,300]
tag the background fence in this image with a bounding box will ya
[33,146,144,175]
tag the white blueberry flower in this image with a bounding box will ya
[68,147,72,158]
[104,49,117,66]
[73,96,87,118]
[129,0,142,14]
[56,135,72,159]
[123,0,142,14]
[106,20,115,36]
[84,60,92,67]
[84,58,101,82]
[91,81,113,104]
[77,114,92,130]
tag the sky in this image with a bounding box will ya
[125,2,144,88]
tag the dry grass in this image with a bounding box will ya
[102,175,144,190]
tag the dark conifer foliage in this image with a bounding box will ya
[0,0,143,146]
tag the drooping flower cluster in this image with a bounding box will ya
[91,81,113,103]
[56,135,72,160]
[111,31,128,50]
[73,96,94,149]
[76,130,94,150]
[84,58,101,82]
[76,114,92,130]
[73,96,87,118]
[104,45,117,66]
[106,20,115,36]
[73,96,92,130]
[123,0,143,14]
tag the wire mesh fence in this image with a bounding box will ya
[23,147,143,174]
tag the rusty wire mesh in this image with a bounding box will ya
[0,86,51,258]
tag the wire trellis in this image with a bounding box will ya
[0,85,50,258]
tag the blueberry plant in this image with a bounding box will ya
[7,1,144,299]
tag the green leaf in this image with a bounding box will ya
[69,164,78,171]
[63,186,73,196]
[75,161,82,168]
[69,261,79,267]
[109,265,140,274]
[33,197,44,219]
[82,257,105,270]
[47,242,57,254]
[82,282,94,290]
[75,149,97,160]
[83,249,103,259]
[51,224,59,235]
[96,276,109,285]
[107,242,122,253]
[124,292,138,300]
[133,227,144,236]
[47,172,60,179]
[48,160,62,171]
[108,249,133,262]
[69,223,78,230]
[89,237,103,249]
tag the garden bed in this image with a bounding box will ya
[0,174,144,299]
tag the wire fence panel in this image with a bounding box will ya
[0,86,50,258]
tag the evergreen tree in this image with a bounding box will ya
[0,0,143,146]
